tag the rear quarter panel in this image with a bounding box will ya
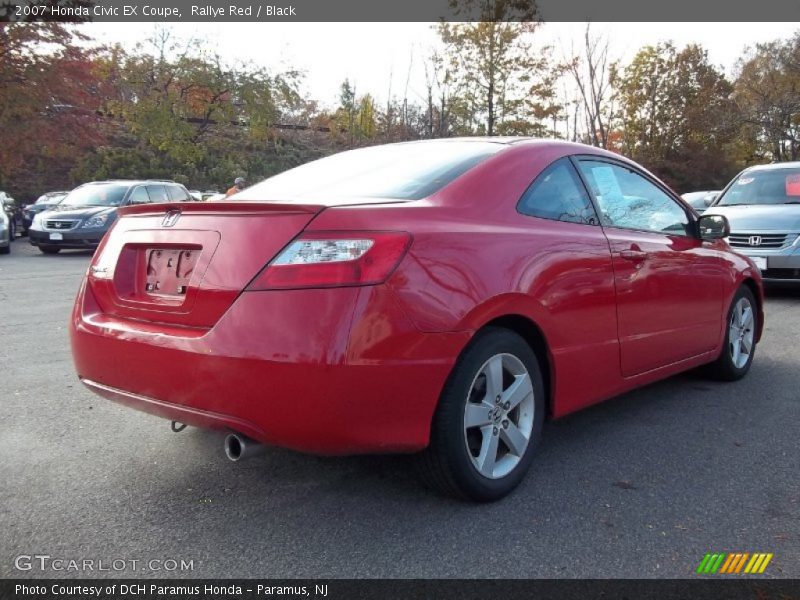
[309,143,622,416]
[304,142,763,418]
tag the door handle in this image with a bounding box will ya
[620,249,647,261]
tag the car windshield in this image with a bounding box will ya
[237,141,504,201]
[682,192,705,202]
[717,169,800,206]
[36,193,66,205]
[61,184,129,208]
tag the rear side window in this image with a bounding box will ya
[518,158,598,225]
[167,185,190,201]
[146,185,169,203]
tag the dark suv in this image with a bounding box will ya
[28,180,193,254]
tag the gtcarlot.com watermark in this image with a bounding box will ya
[14,554,195,573]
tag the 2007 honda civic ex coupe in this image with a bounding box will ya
[70,139,764,501]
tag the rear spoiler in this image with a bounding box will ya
[118,201,322,217]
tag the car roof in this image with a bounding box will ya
[369,138,635,167]
[81,180,180,186]
[387,136,597,148]
[743,162,800,172]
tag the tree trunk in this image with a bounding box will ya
[427,85,434,138]
[488,26,495,136]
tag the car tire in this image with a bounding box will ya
[0,243,9,255]
[418,327,545,502]
[704,286,758,381]
[38,245,61,255]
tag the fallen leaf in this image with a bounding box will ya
[613,480,637,490]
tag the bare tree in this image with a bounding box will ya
[566,24,614,148]
[422,57,435,138]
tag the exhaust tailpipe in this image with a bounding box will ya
[224,433,266,462]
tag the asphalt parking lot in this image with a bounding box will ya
[1,240,798,579]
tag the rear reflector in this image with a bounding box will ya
[248,231,411,290]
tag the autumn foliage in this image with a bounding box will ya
[2,22,800,203]
[0,23,107,196]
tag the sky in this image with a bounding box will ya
[86,22,800,109]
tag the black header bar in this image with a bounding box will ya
[1,0,799,22]
[2,579,800,600]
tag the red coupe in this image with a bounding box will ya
[70,139,764,501]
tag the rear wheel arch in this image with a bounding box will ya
[479,315,554,420]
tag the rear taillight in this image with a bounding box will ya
[247,231,411,290]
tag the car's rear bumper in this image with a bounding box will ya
[70,278,469,455]
[29,229,103,249]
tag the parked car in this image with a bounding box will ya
[29,180,194,254]
[187,190,203,201]
[682,190,720,214]
[1,191,21,240]
[0,201,10,254]
[22,191,69,234]
[70,139,764,501]
[201,190,222,201]
[705,162,800,282]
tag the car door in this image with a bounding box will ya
[516,157,621,412]
[575,157,724,377]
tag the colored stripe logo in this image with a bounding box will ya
[697,553,773,574]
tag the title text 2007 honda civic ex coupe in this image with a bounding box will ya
[70,139,764,501]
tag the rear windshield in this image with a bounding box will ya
[61,184,129,208]
[237,141,504,201]
[717,169,800,206]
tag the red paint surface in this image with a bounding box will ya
[70,140,764,454]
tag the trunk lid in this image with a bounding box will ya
[87,202,322,328]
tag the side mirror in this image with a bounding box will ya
[698,214,729,240]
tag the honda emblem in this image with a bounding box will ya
[748,235,762,246]
[162,210,181,227]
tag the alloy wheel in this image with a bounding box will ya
[729,296,755,369]
[463,353,535,479]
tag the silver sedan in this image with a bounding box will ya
[706,162,800,282]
